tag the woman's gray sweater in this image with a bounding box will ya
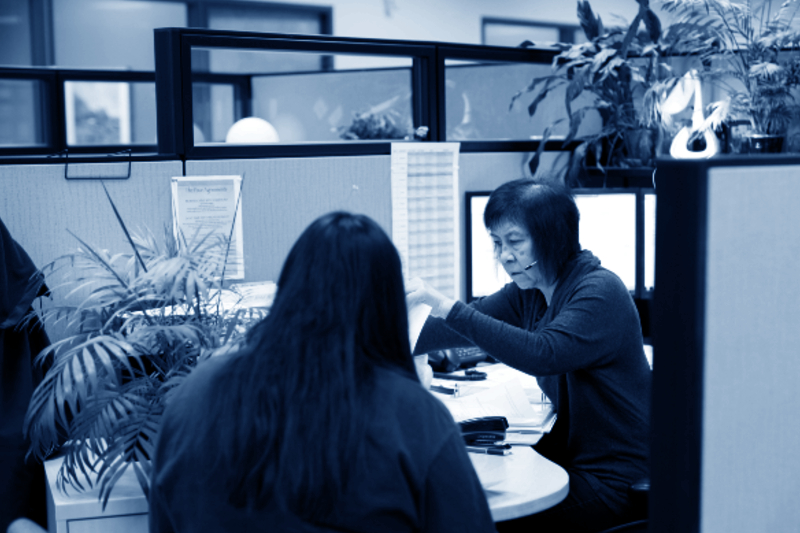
[415,250,651,513]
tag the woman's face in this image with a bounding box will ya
[489,220,543,291]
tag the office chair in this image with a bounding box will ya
[596,477,650,533]
[597,519,648,533]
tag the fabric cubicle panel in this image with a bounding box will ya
[651,158,800,533]
[185,156,393,284]
[700,165,800,533]
[187,151,530,289]
[0,161,182,274]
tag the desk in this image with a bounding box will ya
[44,362,568,529]
[470,446,569,522]
[45,449,568,528]
[44,456,147,533]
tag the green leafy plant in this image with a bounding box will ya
[513,0,667,181]
[22,184,263,508]
[337,93,429,141]
[657,0,800,138]
[339,110,411,140]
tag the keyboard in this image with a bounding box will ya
[451,346,490,367]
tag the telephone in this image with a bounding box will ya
[427,346,490,372]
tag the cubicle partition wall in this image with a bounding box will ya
[651,157,800,533]
[0,150,529,341]
[1,28,656,341]
[0,160,182,269]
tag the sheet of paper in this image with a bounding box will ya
[408,302,431,353]
[171,175,244,280]
[439,378,545,426]
[456,363,548,404]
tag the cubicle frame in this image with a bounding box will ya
[152,28,571,159]
[650,154,800,532]
[154,28,439,159]
[2,31,586,163]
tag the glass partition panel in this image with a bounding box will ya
[251,68,412,143]
[0,78,44,147]
[192,83,236,143]
[191,47,415,144]
[445,59,600,141]
[64,80,157,146]
[130,81,158,145]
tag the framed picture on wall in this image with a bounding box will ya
[64,81,131,146]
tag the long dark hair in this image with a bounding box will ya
[201,211,415,519]
[484,179,580,283]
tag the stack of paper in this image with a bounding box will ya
[435,378,554,444]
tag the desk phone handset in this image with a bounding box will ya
[459,416,509,445]
[427,347,489,372]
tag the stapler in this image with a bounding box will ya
[459,416,509,446]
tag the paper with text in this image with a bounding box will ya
[408,303,432,353]
[171,175,244,279]
[439,378,546,427]
[390,143,461,299]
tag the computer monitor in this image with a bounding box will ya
[466,189,641,302]
[573,190,637,291]
[466,191,510,301]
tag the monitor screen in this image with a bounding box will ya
[466,189,639,301]
[644,192,656,292]
[573,191,637,291]
[467,192,511,300]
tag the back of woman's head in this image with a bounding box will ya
[209,211,414,518]
[484,179,580,283]
[264,211,412,372]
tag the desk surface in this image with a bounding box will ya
[432,363,569,521]
[45,448,568,526]
[44,363,570,528]
[470,446,569,522]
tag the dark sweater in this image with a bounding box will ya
[149,359,496,533]
[0,217,49,531]
[415,250,651,513]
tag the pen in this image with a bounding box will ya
[466,446,512,456]
[506,427,543,434]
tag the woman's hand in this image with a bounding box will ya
[406,277,456,319]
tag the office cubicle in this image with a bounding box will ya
[651,156,800,533]
[1,29,656,339]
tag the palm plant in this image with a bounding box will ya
[22,184,264,508]
[513,0,667,182]
[657,0,800,139]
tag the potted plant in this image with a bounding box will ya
[656,0,800,153]
[513,0,668,184]
[338,95,429,141]
[22,184,264,508]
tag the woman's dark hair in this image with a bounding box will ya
[201,211,415,519]
[484,179,580,283]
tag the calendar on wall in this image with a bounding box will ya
[391,143,460,300]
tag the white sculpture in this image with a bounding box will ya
[664,70,719,159]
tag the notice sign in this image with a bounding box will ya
[171,175,244,280]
